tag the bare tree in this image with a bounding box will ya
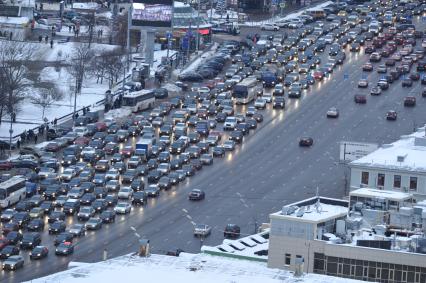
[0,41,36,124]
[31,88,63,119]
[67,44,94,119]
[92,49,125,89]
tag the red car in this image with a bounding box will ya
[354,94,367,104]
[74,137,90,146]
[0,237,9,250]
[0,160,13,170]
[95,122,107,132]
[120,146,134,157]
[313,71,324,80]
[45,142,60,152]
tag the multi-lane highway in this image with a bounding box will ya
[4,15,426,283]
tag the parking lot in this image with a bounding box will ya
[2,0,426,281]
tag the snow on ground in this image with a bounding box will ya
[176,43,218,75]
[150,49,178,76]
[0,17,29,25]
[71,2,99,10]
[28,252,363,283]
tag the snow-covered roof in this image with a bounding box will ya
[271,197,348,224]
[350,126,426,172]
[27,252,364,283]
[350,188,414,202]
[202,231,269,261]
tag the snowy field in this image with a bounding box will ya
[28,252,363,283]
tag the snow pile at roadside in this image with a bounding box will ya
[72,2,99,10]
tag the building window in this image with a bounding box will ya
[361,171,369,185]
[409,177,417,191]
[394,175,401,188]
[338,263,343,275]
[377,173,385,187]
[285,253,291,266]
[389,269,394,281]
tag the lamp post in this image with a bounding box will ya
[8,117,13,157]
[196,0,200,52]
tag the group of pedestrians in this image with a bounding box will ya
[0,30,13,41]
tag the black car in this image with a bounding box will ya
[273,97,285,109]
[0,245,20,259]
[92,199,108,213]
[299,137,313,147]
[48,211,66,223]
[30,246,49,260]
[105,194,118,207]
[131,179,145,192]
[100,210,116,224]
[224,224,240,238]
[188,189,205,201]
[6,231,22,245]
[158,176,172,190]
[80,193,96,205]
[40,201,54,214]
[27,219,45,231]
[212,146,225,157]
[229,130,244,144]
[54,232,74,246]
[48,220,66,234]
[132,191,148,206]
[55,242,74,256]
[12,212,30,228]
[21,232,42,249]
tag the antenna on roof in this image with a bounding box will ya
[314,186,322,213]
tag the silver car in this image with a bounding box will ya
[193,224,212,237]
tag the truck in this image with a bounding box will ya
[135,138,152,160]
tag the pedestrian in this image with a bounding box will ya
[45,124,49,132]
[50,39,54,48]
[11,112,16,123]
[21,131,26,143]
[39,124,45,135]
[53,118,57,126]
[86,106,90,112]
[40,3,43,11]
[16,139,20,149]
[45,35,48,43]
[28,129,34,139]
[82,107,86,115]
[9,32,12,41]
[34,135,38,144]
[69,25,72,33]
[74,112,79,119]
[35,3,38,10]
[38,35,42,42]
[72,25,75,33]
[100,29,103,36]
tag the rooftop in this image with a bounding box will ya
[270,197,349,223]
[28,252,364,283]
[350,126,426,172]
[350,188,414,202]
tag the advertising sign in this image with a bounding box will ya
[339,141,378,162]
[132,0,173,27]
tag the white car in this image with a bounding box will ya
[261,23,279,31]
[193,224,212,237]
[158,163,170,174]
[118,187,133,199]
[326,107,339,118]
[60,168,77,181]
[38,167,56,179]
[224,117,237,130]
[114,202,132,214]
[73,126,88,137]
[263,93,273,103]
[81,146,95,156]
[288,21,303,29]
[254,98,267,109]
[105,169,119,180]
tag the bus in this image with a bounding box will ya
[0,176,26,208]
[232,77,258,104]
[122,89,155,112]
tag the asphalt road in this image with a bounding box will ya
[4,19,426,283]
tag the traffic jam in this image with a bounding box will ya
[1,0,426,272]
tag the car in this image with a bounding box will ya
[362,62,373,71]
[132,191,148,206]
[224,224,240,238]
[188,189,205,201]
[370,87,382,96]
[2,255,24,270]
[55,242,74,256]
[68,223,86,237]
[0,245,19,259]
[200,153,213,165]
[6,231,22,245]
[193,224,212,237]
[54,232,74,246]
[402,78,413,87]
[21,232,41,249]
[27,219,44,231]
[85,217,103,230]
[212,146,225,157]
[1,209,16,222]
[254,98,267,109]
[326,107,339,118]
[49,220,66,234]
[118,187,133,199]
[404,96,416,107]
[100,210,116,223]
[299,137,313,147]
[386,110,397,121]
[77,206,95,221]
[354,94,367,104]
[272,97,285,109]
[114,202,132,214]
[29,245,49,260]
[358,79,369,88]
[261,23,279,31]
[145,184,160,197]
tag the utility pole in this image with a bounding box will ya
[196,0,200,53]
[127,0,132,72]
[8,114,13,157]
[209,0,213,23]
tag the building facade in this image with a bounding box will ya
[349,128,426,201]
[267,194,426,283]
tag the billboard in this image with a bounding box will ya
[132,0,173,27]
[339,141,378,162]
